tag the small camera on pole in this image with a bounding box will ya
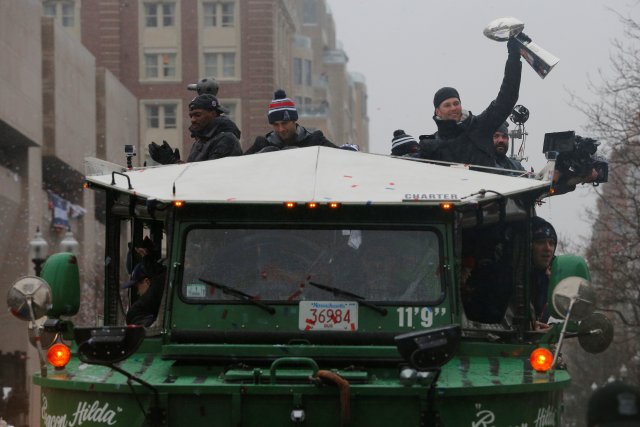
[508,104,529,161]
[124,144,136,170]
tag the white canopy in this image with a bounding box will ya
[86,147,550,205]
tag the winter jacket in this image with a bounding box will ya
[495,154,526,176]
[531,266,551,323]
[126,274,165,327]
[186,116,242,162]
[244,124,337,155]
[418,52,522,168]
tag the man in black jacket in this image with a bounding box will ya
[530,217,556,326]
[492,121,526,176]
[418,37,523,168]
[122,262,165,327]
[245,89,336,154]
[149,94,242,164]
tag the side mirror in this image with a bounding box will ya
[578,312,614,354]
[548,255,592,319]
[552,276,596,321]
[395,325,461,370]
[75,326,145,364]
[550,276,597,370]
[7,276,52,321]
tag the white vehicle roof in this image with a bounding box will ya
[86,147,550,205]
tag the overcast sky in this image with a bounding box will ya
[327,0,639,247]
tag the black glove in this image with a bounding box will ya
[149,140,180,164]
[507,36,523,57]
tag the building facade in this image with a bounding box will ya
[1,1,367,425]
[55,0,369,156]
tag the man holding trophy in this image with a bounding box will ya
[418,35,523,168]
[418,18,561,170]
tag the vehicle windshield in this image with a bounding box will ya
[181,228,443,304]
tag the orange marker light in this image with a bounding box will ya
[440,202,454,211]
[307,202,318,209]
[530,347,554,372]
[173,200,184,207]
[47,343,71,368]
[328,202,341,209]
[82,182,90,189]
[284,202,297,209]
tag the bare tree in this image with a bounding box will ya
[560,9,640,426]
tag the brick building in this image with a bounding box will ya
[0,1,367,424]
[49,0,369,156]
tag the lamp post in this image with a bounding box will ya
[59,229,80,255]
[29,227,49,277]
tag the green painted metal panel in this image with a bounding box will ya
[42,252,80,317]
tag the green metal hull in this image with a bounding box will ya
[35,341,569,426]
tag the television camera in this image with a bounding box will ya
[543,131,608,186]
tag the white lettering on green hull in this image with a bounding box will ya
[42,396,120,427]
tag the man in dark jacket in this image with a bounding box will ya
[492,121,526,176]
[245,89,336,154]
[149,94,242,164]
[122,262,165,327]
[418,37,523,168]
[530,216,557,329]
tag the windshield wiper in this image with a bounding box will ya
[307,281,388,316]
[198,278,276,315]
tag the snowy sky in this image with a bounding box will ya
[327,0,638,248]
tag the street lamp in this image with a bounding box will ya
[29,227,80,276]
[29,227,49,277]
[59,229,80,255]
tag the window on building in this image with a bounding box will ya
[293,58,312,86]
[43,1,76,27]
[145,104,178,129]
[293,58,302,85]
[204,52,236,78]
[144,53,177,79]
[144,2,175,28]
[223,101,237,123]
[203,2,235,27]
[303,0,317,24]
[304,59,312,86]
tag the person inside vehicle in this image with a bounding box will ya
[459,223,514,325]
[492,122,526,175]
[390,129,420,157]
[530,216,557,330]
[149,94,242,164]
[244,89,337,154]
[122,261,165,327]
[417,36,523,168]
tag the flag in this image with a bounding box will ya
[47,191,70,231]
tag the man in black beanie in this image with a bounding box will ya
[418,36,524,168]
[530,216,557,329]
[390,129,420,157]
[245,89,336,154]
[149,94,242,164]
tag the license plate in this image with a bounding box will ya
[299,301,358,331]
[186,283,207,298]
